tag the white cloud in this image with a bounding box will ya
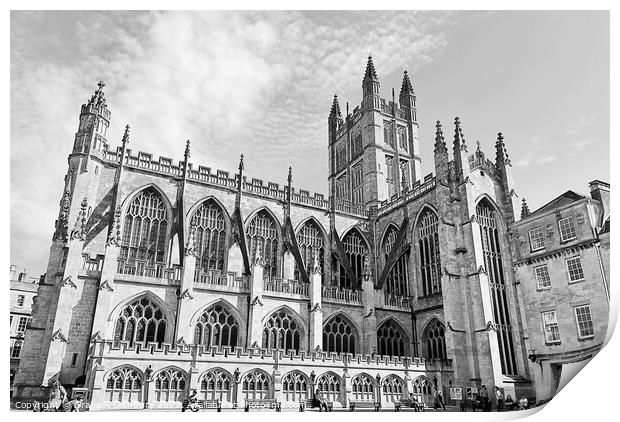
[11,11,456,275]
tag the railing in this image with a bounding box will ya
[335,200,369,217]
[263,277,309,297]
[82,254,104,275]
[382,294,412,310]
[194,269,249,290]
[378,177,436,216]
[116,259,182,284]
[322,287,362,305]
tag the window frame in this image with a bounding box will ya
[573,305,595,340]
[528,226,545,252]
[534,264,552,290]
[558,216,577,243]
[541,310,561,345]
[565,256,585,283]
[16,316,28,334]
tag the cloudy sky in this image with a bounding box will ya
[10,11,609,276]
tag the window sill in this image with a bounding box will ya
[530,247,546,253]
[560,237,577,244]
[568,278,585,284]
[536,286,552,292]
[577,335,594,342]
[545,341,561,346]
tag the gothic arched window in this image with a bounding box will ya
[154,368,186,403]
[417,208,441,296]
[246,210,279,279]
[193,303,239,349]
[191,199,227,272]
[338,229,368,289]
[281,371,309,402]
[262,310,302,353]
[411,376,433,407]
[377,319,407,357]
[382,225,410,296]
[323,314,357,354]
[381,375,404,403]
[295,219,325,283]
[351,373,375,401]
[120,187,168,265]
[316,372,341,403]
[113,296,167,347]
[476,200,517,375]
[200,369,232,402]
[422,319,447,360]
[241,370,270,400]
[105,366,143,403]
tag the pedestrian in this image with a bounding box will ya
[480,385,490,412]
[518,396,528,410]
[505,394,515,411]
[63,394,84,412]
[435,387,446,410]
[494,386,504,411]
[47,380,67,412]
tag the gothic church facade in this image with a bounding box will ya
[13,56,534,409]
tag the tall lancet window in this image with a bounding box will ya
[113,296,167,347]
[476,200,518,375]
[295,219,324,283]
[417,209,441,296]
[120,187,168,265]
[246,210,279,279]
[338,229,368,289]
[191,199,227,272]
[382,225,409,296]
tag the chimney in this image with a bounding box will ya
[589,180,610,221]
[18,269,27,282]
[9,264,16,281]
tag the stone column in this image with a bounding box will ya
[41,234,84,385]
[88,363,107,409]
[342,369,351,408]
[232,368,241,409]
[272,366,282,404]
[361,255,377,355]
[143,366,154,409]
[309,251,323,351]
[282,250,295,280]
[247,244,265,347]
[175,226,197,342]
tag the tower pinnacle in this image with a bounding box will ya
[400,70,414,96]
[329,95,342,119]
[521,198,531,219]
[88,81,107,108]
[434,121,447,155]
[363,55,378,81]
[121,125,130,146]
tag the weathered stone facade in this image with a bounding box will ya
[511,182,610,403]
[12,57,607,410]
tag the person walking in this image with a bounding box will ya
[480,385,490,412]
[47,380,67,412]
[494,386,504,411]
[433,387,446,411]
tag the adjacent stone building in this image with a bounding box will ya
[10,266,40,395]
[512,181,610,403]
[11,56,608,410]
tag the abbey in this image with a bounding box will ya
[13,56,544,410]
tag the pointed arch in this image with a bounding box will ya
[261,305,306,353]
[188,197,230,273]
[316,371,343,404]
[421,317,447,360]
[294,217,327,283]
[199,367,234,402]
[381,223,409,296]
[241,368,272,400]
[336,226,370,289]
[192,300,243,349]
[107,291,174,344]
[187,196,232,228]
[322,312,360,355]
[412,203,439,228]
[104,364,144,403]
[380,222,400,247]
[377,317,410,357]
[350,372,376,401]
[243,205,283,229]
[381,374,405,404]
[245,206,281,279]
[281,370,311,402]
[415,204,441,297]
[411,376,434,407]
[118,184,172,269]
[475,195,517,376]
[152,366,187,403]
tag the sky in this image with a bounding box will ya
[10,11,609,276]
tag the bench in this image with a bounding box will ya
[301,398,334,412]
[244,399,281,412]
[199,399,221,412]
[349,401,381,411]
